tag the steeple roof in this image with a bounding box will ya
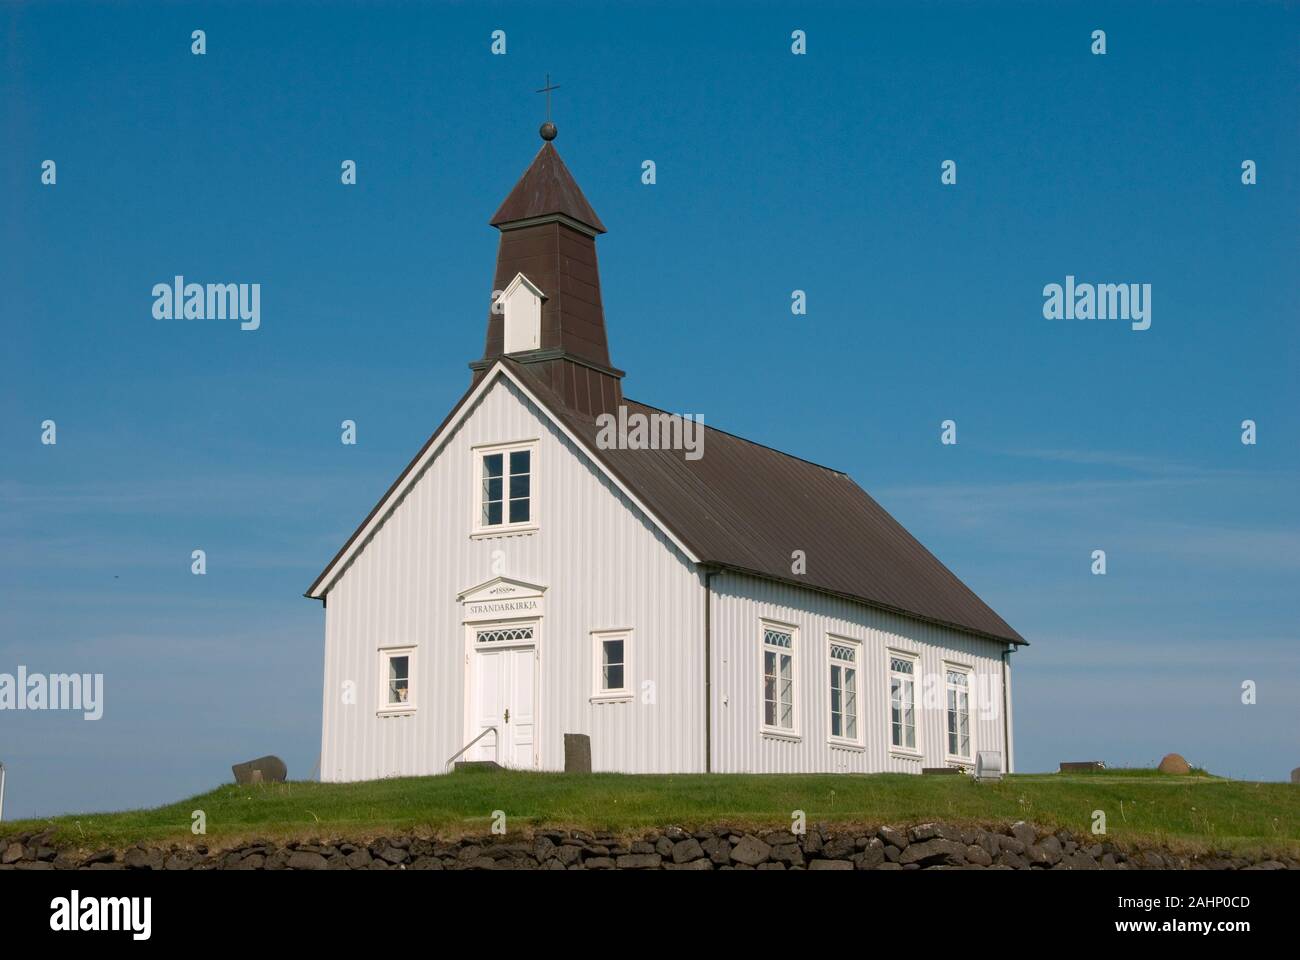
[489,142,607,234]
[475,135,622,416]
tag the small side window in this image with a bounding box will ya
[379,647,416,713]
[591,630,632,702]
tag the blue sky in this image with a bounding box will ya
[2,1,1297,818]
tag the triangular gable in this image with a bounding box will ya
[457,576,547,604]
[304,361,700,599]
[497,272,546,305]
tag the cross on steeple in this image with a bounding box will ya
[536,73,560,120]
[536,74,560,141]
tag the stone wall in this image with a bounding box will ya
[1,822,1295,870]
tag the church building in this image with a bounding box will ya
[306,124,1026,782]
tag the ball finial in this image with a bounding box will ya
[539,120,557,141]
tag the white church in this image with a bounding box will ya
[306,126,1026,782]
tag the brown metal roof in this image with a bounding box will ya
[489,142,606,233]
[507,361,1026,645]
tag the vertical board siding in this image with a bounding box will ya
[710,572,1012,775]
[320,377,705,781]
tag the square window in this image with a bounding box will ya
[474,443,536,533]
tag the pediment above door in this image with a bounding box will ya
[458,575,547,622]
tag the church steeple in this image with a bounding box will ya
[472,123,624,418]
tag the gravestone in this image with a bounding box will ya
[921,767,961,775]
[1060,761,1106,773]
[1157,753,1191,774]
[232,755,287,785]
[974,751,1003,783]
[563,734,591,774]
[1290,767,1299,784]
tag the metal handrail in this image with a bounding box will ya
[445,726,498,769]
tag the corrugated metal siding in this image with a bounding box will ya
[320,376,704,781]
[710,572,1011,775]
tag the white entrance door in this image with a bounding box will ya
[469,634,536,768]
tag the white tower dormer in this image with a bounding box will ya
[497,272,546,355]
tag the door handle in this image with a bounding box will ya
[503,708,510,724]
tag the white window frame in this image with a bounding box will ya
[377,645,416,715]
[826,635,864,748]
[471,440,538,537]
[887,648,920,757]
[590,629,633,703]
[943,661,975,765]
[760,619,800,740]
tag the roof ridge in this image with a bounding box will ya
[624,396,850,478]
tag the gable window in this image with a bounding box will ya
[828,639,861,745]
[888,652,918,752]
[473,442,536,534]
[945,666,972,761]
[762,623,797,735]
[378,647,415,714]
[591,630,632,702]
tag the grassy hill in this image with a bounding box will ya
[3,768,1296,855]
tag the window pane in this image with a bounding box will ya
[763,650,776,726]
[483,453,503,479]
[603,639,624,667]
[604,664,624,691]
[483,476,503,501]
[509,450,530,476]
[484,500,502,525]
[508,497,530,523]
[388,655,409,704]
[778,654,793,728]
[844,668,857,739]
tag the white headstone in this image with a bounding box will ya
[975,751,1004,783]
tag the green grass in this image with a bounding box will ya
[4,768,1296,856]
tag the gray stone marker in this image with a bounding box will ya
[564,734,591,774]
[1291,767,1299,784]
[232,755,287,785]
[1060,761,1106,773]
